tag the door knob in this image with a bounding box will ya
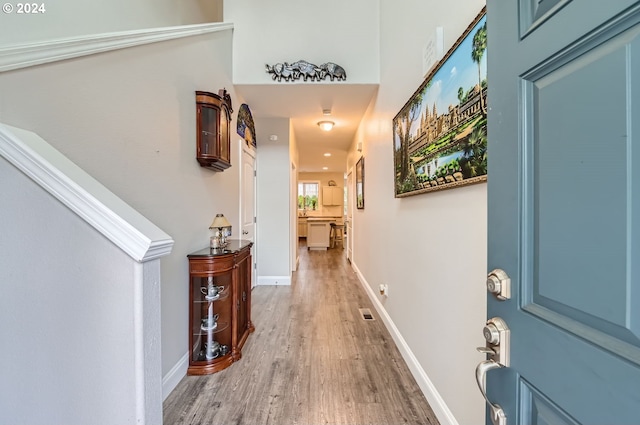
[486,269,511,300]
[242,230,249,235]
[475,317,510,425]
[476,360,507,425]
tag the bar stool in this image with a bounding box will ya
[330,223,344,249]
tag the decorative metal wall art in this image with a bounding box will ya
[237,103,256,148]
[265,60,346,82]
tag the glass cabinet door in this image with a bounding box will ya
[219,106,230,163]
[199,106,219,157]
[190,273,232,363]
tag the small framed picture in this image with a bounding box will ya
[356,156,364,209]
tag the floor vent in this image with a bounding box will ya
[359,308,375,321]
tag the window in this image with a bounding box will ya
[298,182,319,210]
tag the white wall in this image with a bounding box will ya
[0,0,223,46]
[0,29,240,381]
[0,155,146,424]
[255,117,292,284]
[224,0,379,84]
[179,1,223,27]
[348,1,487,424]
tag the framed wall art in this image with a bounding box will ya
[356,156,365,209]
[237,103,256,148]
[393,8,487,197]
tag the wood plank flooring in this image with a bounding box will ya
[163,242,439,425]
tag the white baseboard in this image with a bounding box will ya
[351,262,459,425]
[162,351,188,401]
[257,276,291,286]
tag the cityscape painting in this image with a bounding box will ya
[393,8,487,197]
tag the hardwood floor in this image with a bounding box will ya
[163,241,439,425]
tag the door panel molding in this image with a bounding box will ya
[520,2,640,75]
[517,17,640,364]
[519,0,571,39]
[519,378,580,425]
[522,304,640,366]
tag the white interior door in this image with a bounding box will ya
[291,162,298,272]
[346,168,353,262]
[240,143,257,288]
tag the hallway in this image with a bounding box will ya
[163,244,439,424]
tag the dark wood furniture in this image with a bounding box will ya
[195,89,232,171]
[187,240,254,375]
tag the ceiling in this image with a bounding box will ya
[234,84,378,173]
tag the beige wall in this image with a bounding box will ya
[225,0,379,84]
[0,153,156,424]
[255,117,293,283]
[347,1,487,424]
[0,29,238,379]
[0,0,223,46]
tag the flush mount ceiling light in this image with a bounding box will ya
[324,153,331,157]
[317,120,335,131]
[322,167,329,170]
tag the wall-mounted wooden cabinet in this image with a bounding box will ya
[196,89,232,172]
[322,186,343,206]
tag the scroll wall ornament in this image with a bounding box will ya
[265,60,346,82]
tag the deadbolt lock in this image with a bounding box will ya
[486,269,511,301]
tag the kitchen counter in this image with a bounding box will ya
[305,215,343,221]
[306,217,335,222]
[306,218,342,249]
[307,219,331,250]
[299,216,343,243]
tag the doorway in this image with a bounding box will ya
[240,142,257,288]
[346,167,353,263]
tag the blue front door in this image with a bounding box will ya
[486,0,640,423]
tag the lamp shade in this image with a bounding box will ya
[209,214,231,229]
[317,120,334,131]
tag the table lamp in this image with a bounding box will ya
[209,214,231,248]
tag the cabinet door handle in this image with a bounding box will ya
[242,291,247,302]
